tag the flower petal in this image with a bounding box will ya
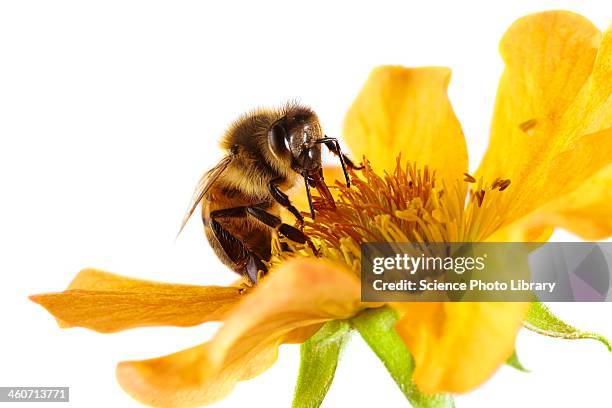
[477,12,611,236]
[117,259,362,407]
[393,302,528,393]
[343,66,468,186]
[490,162,612,241]
[30,269,241,333]
[117,339,282,408]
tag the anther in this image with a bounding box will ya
[475,190,485,207]
[519,119,537,135]
[463,173,476,183]
[490,178,502,189]
[498,179,511,191]
[490,178,511,191]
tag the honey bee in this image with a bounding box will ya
[179,103,363,283]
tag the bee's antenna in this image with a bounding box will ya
[303,171,316,220]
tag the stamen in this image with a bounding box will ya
[498,179,511,191]
[475,190,485,207]
[463,173,476,183]
[490,178,503,189]
[490,177,511,191]
[519,119,537,135]
[270,158,513,276]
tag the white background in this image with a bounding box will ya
[1,1,610,407]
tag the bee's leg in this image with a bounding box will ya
[246,206,318,255]
[280,242,293,252]
[269,178,304,228]
[314,137,363,189]
[318,137,365,170]
[209,208,268,283]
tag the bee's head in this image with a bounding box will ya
[267,107,323,175]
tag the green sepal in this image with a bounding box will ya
[351,307,454,408]
[506,350,528,372]
[292,320,352,408]
[525,302,610,351]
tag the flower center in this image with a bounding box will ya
[272,157,511,275]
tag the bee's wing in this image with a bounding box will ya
[177,154,233,236]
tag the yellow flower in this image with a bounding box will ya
[30,10,611,407]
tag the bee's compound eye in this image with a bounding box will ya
[268,123,290,158]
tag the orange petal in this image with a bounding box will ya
[486,127,612,240]
[489,162,612,241]
[477,12,611,237]
[393,302,528,393]
[343,66,468,187]
[117,259,363,407]
[117,339,281,408]
[30,269,241,333]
